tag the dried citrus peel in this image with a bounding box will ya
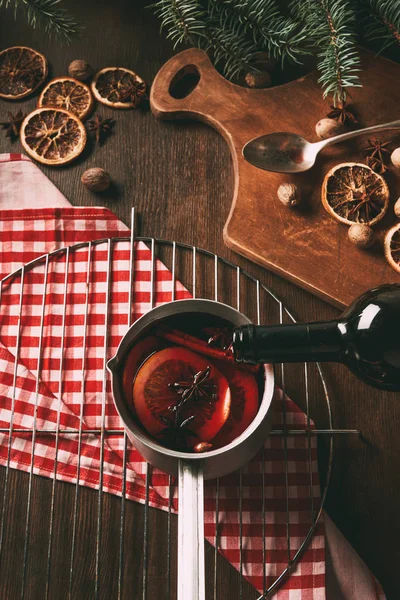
[322,162,389,226]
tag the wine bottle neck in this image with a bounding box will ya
[233,321,344,364]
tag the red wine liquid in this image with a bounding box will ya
[122,313,264,452]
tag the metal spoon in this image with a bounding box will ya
[243,119,400,173]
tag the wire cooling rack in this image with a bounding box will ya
[0,209,360,599]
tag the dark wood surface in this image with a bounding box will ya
[0,1,399,598]
[150,46,400,309]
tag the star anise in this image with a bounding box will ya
[158,409,197,451]
[204,327,233,352]
[169,366,216,405]
[119,80,148,108]
[86,114,116,145]
[327,102,358,125]
[365,139,391,174]
[0,110,26,141]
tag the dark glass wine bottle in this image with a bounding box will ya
[232,284,400,392]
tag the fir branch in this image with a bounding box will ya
[291,0,361,104]
[204,24,259,80]
[364,0,400,49]
[0,0,80,41]
[208,0,309,66]
[151,0,206,47]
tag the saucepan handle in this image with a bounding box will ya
[150,48,230,121]
[177,459,205,600]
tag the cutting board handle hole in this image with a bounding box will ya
[169,65,200,99]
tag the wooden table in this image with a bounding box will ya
[0,1,398,598]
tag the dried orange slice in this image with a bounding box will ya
[0,46,47,100]
[91,67,147,109]
[322,162,389,226]
[38,77,94,120]
[384,224,400,274]
[20,108,86,166]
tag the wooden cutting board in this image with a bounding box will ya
[150,48,400,309]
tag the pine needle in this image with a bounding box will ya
[291,0,361,105]
[0,0,80,41]
[364,0,400,49]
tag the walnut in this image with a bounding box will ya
[315,118,345,140]
[348,224,375,249]
[277,183,301,207]
[81,167,111,192]
[68,59,93,82]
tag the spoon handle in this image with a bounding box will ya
[319,119,400,149]
[178,459,205,600]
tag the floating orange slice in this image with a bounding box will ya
[38,77,94,120]
[91,67,146,109]
[322,162,389,226]
[384,224,400,274]
[20,108,87,166]
[0,46,48,100]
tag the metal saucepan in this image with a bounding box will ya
[107,299,275,600]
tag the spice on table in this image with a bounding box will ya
[91,67,148,109]
[322,162,389,226]
[391,148,400,169]
[277,183,301,207]
[1,110,26,140]
[20,108,87,166]
[326,102,358,125]
[81,167,111,192]
[38,77,94,121]
[68,59,93,82]
[348,224,375,249]
[384,223,400,274]
[315,118,344,140]
[0,46,48,100]
[364,139,391,174]
[87,114,116,145]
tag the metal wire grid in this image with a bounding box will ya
[0,208,360,599]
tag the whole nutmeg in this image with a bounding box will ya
[81,167,111,192]
[348,224,375,249]
[68,59,93,82]
[394,197,400,218]
[245,71,272,89]
[315,118,344,140]
[277,183,301,207]
[391,147,400,169]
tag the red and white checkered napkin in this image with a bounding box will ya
[0,205,325,598]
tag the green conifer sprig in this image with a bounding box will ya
[364,0,400,49]
[292,0,361,104]
[151,0,400,105]
[208,0,309,65]
[0,0,80,41]
[152,0,206,47]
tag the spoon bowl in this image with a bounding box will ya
[243,132,318,173]
[243,119,400,174]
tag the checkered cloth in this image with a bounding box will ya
[0,153,386,600]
